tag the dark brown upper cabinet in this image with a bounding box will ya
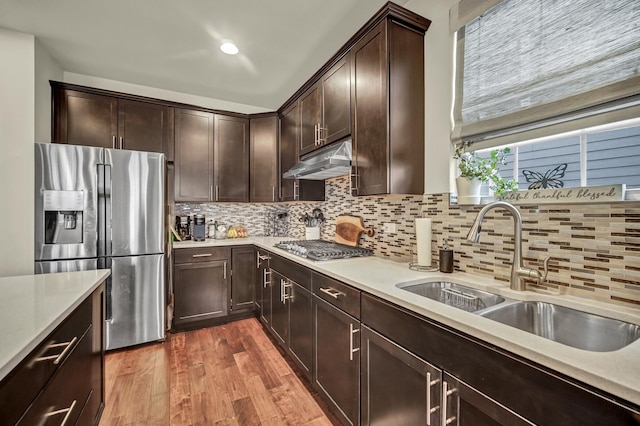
[52,83,174,160]
[53,88,117,149]
[278,3,430,197]
[174,108,214,202]
[351,17,428,196]
[174,111,249,203]
[249,114,278,202]
[214,114,249,202]
[117,99,173,158]
[299,56,352,157]
[279,103,325,202]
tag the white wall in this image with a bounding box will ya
[406,0,458,195]
[0,28,35,276]
[63,72,271,115]
[35,39,63,143]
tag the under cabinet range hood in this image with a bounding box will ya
[283,140,351,180]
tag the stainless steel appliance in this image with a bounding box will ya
[35,143,165,350]
[193,214,206,241]
[275,240,373,261]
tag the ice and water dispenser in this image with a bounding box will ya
[43,190,84,244]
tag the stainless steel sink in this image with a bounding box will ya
[397,281,507,312]
[479,301,640,352]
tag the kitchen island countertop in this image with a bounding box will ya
[174,237,640,407]
[0,269,110,382]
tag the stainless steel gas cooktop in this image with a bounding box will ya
[275,240,373,261]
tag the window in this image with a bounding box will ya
[476,121,640,193]
[451,0,640,150]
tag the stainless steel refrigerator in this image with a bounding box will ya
[34,143,165,350]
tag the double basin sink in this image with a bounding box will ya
[397,281,640,352]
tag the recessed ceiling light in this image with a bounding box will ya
[220,41,239,55]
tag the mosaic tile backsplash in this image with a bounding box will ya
[177,176,640,308]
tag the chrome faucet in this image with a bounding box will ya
[466,201,542,291]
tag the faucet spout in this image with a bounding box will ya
[467,201,540,291]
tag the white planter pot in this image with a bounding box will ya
[456,177,482,205]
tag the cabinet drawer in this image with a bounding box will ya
[17,326,94,426]
[0,298,92,426]
[313,272,360,319]
[174,247,229,264]
[270,255,312,290]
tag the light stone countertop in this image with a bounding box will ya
[0,269,110,382]
[174,237,640,407]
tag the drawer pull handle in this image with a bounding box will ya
[319,287,346,299]
[349,323,360,361]
[45,398,77,426]
[257,253,270,268]
[32,336,78,365]
[263,269,271,288]
[192,253,212,258]
[281,279,292,303]
[442,381,458,425]
[426,372,440,425]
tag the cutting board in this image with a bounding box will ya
[335,215,375,247]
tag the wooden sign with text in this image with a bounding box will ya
[497,185,625,205]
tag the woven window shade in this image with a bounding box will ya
[451,0,640,149]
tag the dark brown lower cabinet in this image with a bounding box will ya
[441,372,534,426]
[361,293,640,426]
[255,249,269,311]
[257,250,272,326]
[361,325,442,426]
[263,255,313,380]
[0,282,105,426]
[270,270,288,344]
[174,258,228,327]
[314,296,360,426]
[230,246,255,312]
[288,281,313,377]
[361,325,532,426]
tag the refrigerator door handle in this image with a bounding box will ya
[97,165,106,257]
[104,164,113,256]
[98,257,113,321]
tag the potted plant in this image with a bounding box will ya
[454,146,518,203]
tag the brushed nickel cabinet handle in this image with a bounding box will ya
[281,280,292,303]
[272,186,276,202]
[263,269,271,288]
[257,253,270,268]
[314,123,318,145]
[215,185,219,201]
[32,336,78,366]
[192,253,212,258]
[44,399,77,426]
[349,323,360,361]
[223,261,227,280]
[442,380,458,425]
[112,136,116,149]
[319,287,345,299]
[426,372,440,425]
[119,136,124,150]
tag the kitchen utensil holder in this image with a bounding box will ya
[305,227,320,240]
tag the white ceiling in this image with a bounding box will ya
[0,0,409,110]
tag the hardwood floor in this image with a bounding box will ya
[100,318,338,425]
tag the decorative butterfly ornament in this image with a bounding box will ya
[522,163,567,189]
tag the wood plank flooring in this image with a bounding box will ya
[100,318,338,425]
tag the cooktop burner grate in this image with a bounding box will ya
[275,240,373,261]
